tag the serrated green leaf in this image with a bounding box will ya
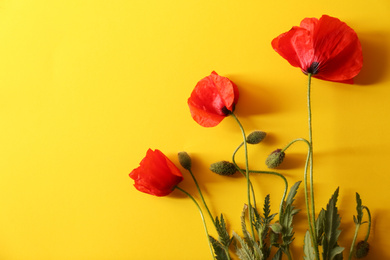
[316,209,325,245]
[334,248,344,260]
[240,205,252,246]
[209,236,229,260]
[264,194,271,219]
[329,246,344,260]
[304,230,315,260]
[233,232,259,260]
[286,181,301,206]
[278,182,301,248]
[322,187,342,260]
[355,193,363,224]
[215,214,232,247]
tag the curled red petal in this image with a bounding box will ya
[188,99,225,127]
[272,26,314,70]
[311,15,363,82]
[188,71,239,127]
[129,149,183,196]
[272,15,363,83]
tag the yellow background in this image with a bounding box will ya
[0,0,389,259]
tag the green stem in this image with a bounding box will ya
[348,206,371,260]
[348,223,360,260]
[187,168,216,226]
[307,73,320,260]
[232,141,257,208]
[280,137,318,254]
[363,206,372,242]
[285,248,293,260]
[175,186,216,260]
[244,169,288,218]
[230,113,255,240]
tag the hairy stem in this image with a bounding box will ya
[175,186,216,260]
[187,168,216,226]
[232,141,257,208]
[307,73,320,260]
[348,223,361,260]
[231,113,255,240]
[244,169,288,218]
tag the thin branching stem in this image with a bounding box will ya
[243,169,288,218]
[232,141,257,208]
[348,223,361,260]
[307,73,320,260]
[363,206,372,242]
[175,186,216,260]
[187,168,216,226]
[230,113,256,240]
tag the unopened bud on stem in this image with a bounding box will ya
[178,151,192,170]
[246,131,266,144]
[354,240,369,258]
[265,149,285,168]
[210,161,237,176]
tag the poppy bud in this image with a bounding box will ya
[265,149,285,168]
[246,131,266,144]
[270,223,283,234]
[354,241,369,258]
[178,151,192,170]
[210,161,237,176]
[129,149,183,197]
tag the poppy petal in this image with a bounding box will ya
[129,149,183,197]
[188,99,225,127]
[272,15,363,83]
[188,72,239,127]
[272,26,314,70]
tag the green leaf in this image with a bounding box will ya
[322,187,343,260]
[209,235,229,260]
[240,204,254,249]
[264,194,271,219]
[330,246,345,260]
[279,181,301,247]
[304,230,315,260]
[215,214,232,247]
[355,193,363,224]
[233,232,260,260]
[259,195,276,243]
[286,181,302,206]
[316,209,325,245]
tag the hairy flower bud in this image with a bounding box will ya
[178,151,192,170]
[354,241,369,258]
[265,149,285,168]
[270,223,283,234]
[210,161,237,176]
[246,131,266,144]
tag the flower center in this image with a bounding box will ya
[221,106,231,115]
[306,62,320,75]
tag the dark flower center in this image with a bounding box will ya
[221,106,231,115]
[306,62,320,75]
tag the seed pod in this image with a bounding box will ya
[265,149,285,168]
[210,161,237,176]
[178,151,192,170]
[354,241,369,258]
[246,131,267,144]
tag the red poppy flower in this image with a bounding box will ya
[188,71,239,127]
[272,15,363,84]
[129,149,183,197]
